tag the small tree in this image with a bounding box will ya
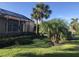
[31,3,52,35]
[39,18,69,45]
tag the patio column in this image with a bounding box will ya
[23,21,25,32]
[18,20,20,32]
[28,21,30,32]
[6,15,9,33]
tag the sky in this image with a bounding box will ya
[0,2,79,23]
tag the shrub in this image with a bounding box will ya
[14,37,33,45]
[0,35,34,48]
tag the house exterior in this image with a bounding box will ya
[69,26,76,34]
[0,8,34,35]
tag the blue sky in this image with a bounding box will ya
[0,2,79,23]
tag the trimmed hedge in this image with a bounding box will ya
[0,33,36,48]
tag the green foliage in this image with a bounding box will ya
[39,22,49,34]
[14,37,33,45]
[0,40,79,56]
[0,35,34,48]
[70,18,79,33]
[31,3,52,34]
[39,18,69,45]
[31,3,52,20]
[48,19,68,33]
[40,18,68,36]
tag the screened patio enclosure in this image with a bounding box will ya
[0,8,34,35]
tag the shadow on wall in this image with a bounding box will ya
[14,52,79,57]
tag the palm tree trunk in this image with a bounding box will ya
[36,20,39,35]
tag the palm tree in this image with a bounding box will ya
[39,18,68,45]
[70,18,79,34]
[31,2,52,35]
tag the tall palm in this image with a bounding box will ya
[31,3,52,35]
[70,18,79,34]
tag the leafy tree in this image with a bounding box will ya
[31,2,52,35]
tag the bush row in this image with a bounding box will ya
[0,35,35,48]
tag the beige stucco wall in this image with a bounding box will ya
[23,21,34,32]
[29,21,34,32]
[23,21,28,32]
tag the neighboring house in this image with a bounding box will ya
[69,25,76,34]
[0,8,34,35]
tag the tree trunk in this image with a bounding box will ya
[55,33,60,44]
[36,20,39,35]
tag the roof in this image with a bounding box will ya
[0,8,33,22]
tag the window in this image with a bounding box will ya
[8,20,19,32]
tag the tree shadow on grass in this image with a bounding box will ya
[62,45,79,51]
[14,52,79,57]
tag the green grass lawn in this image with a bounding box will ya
[0,39,79,57]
